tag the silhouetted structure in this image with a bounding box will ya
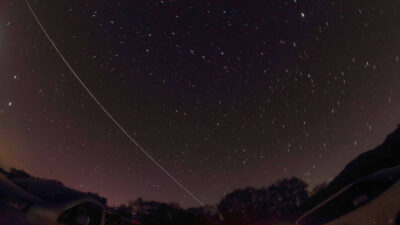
[301,126,400,213]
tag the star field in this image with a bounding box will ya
[1,0,400,207]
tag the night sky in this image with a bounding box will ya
[1,0,400,207]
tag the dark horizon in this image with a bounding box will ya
[1,0,400,208]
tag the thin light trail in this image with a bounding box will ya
[24,0,205,207]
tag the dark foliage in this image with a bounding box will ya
[310,182,328,197]
[218,177,308,225]
[130,198,194,225]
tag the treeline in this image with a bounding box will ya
[1,167,326,225]
[111,177,327,225]
[112,126,400,225]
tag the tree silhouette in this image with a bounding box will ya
[129,199,193,225]
[310,182,328,197]
[266,177,308,223]
[187,206,219,225]
[218,187,261,225]
[217,177,308,225]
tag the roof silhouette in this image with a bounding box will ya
[301,125,400,212]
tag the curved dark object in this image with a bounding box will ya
[301,126,400,212]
